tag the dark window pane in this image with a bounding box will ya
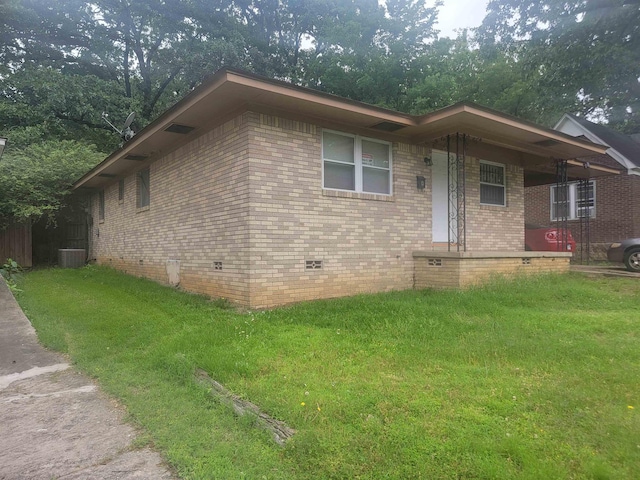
[324,161,355,191]
[138,169,150,208]
[323,132,354,163]
[480,184,505,205]
[98,190,105,220]
[363,167,390,194]
[361,140,390,168]
[480,163,504,185]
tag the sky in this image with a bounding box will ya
[432,0,491,38]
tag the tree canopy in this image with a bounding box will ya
[0,140,104,228]
[0,0,638,227]
[478,0,640,132]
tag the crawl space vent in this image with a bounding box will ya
[305,260,323,270]
[428,258,442,267]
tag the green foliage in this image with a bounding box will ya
[0,67,136,152]
[0,257,20,280]
[478,0,640,130]
[1,0,637,159]
[0,140,103,227]
[15,267,640,479]
[0,258,22,291]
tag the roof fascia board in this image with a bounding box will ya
[565,159,620,175]
[74,70,233,189]
[553,113,572,130]
[225,71,415,126]
[556,115,634,170]
[418,104,606,156]
[557,114,607,145]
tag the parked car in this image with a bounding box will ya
[525,225,577,252]
[607,238,640,272]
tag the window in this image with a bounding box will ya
[137,168,150,208]
[479,161,506,206]
[551,181,595,220]
[118,179,124,202]
[322,130,391,195]
[98,190,105,221]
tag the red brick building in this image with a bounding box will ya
[525,114,640,259]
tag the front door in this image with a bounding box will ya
[431,151,456,243]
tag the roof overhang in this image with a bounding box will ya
[74,69,611,190]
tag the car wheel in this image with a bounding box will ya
[623,248,640,273]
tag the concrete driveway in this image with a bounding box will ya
[0,279,176,479]
[571,264,640,278]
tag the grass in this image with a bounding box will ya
[14,266,640,479]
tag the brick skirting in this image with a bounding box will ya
[413,251,572,289]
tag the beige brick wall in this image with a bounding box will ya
[90,113,252,304]
[89,110,530,308]
[414,252,570,290]
[465,160,525,251]
[245,113,433,308]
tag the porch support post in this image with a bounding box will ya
[578,177,591,264]
[459,133,467,252]
[555,159,569,251]
[447,133,466,252]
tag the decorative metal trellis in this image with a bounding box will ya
[555,159,569,252]
[578,177,592,264]
[555,159,593,263]
[446,133,467,252]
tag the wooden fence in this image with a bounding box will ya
[0,222,32,268]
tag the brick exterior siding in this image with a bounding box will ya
[90,111,529,308]
[90,114,252,305]
[465,162,524,251]
[525,153,640,258]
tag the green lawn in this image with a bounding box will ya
[14,266,640,479]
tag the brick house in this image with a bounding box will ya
[525,114,640,259]
[74,69,610,308]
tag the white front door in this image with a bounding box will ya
[431,151,456,243]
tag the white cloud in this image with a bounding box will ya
[431,0,490,38]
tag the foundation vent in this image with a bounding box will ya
[213,261,223,271]
[522,258,531,265]
[428,258,442,267]
[305,260,323,270]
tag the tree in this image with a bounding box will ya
[477,0,640,131]
[0,0,246,134]
[0,141,104,229]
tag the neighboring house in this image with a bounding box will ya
[73,69,610,308]
[525,114,640,259]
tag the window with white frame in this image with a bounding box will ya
[322,130,391,195]
[137,168,150,208]
[551,180,595,220]
[98,190,105,221]
[479,161,506,206]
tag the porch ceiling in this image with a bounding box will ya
[74,68,611,190]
